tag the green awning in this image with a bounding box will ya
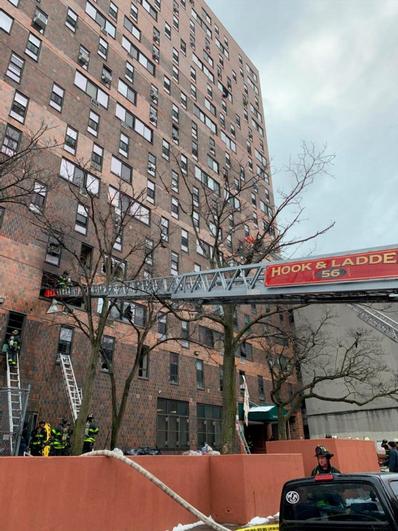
[238,402,281,422]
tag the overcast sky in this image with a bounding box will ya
[207,0,398,258]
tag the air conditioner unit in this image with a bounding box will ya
[101,72,112,85]
[33,12,47,30]
[78,51,89,65]
[90,98,99,107]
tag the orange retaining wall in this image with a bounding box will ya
[266,438,380,477]
[0,454,304,531]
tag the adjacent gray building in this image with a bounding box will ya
[294,304,398,441]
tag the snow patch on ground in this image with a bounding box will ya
[247,513,279,525]
[171,520,204,530]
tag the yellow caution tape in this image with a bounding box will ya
[236,525,279,531]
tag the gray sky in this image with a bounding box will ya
[207,0,398,257]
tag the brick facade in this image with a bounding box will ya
[0,0,302,451]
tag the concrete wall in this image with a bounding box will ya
[267,438,380,477]
[294,304,398,440]
[0,454,304,531]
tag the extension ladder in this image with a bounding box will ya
[236,419,251,454]
[59,354,82,421]
[6,353,22,455]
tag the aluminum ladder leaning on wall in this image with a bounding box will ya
[59,354,82,421]
[6,353,23,455]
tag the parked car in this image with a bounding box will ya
[279,473,398,530]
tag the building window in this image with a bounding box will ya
[30,182,47,214]
[156,398,189,450]
[219,367,223,391]
[171,197,179,219]
[85,1,116,38]
[195,359,204,389]
[49,83,64,113]
[150,84,159,105]
[109,1,118,19]
[65,8,78,31]
[101,335,115,371]
[147,153,156,176]
[125,61,134,83]
[122,35,156,76]
[162,139,170,160]
[115,103,153,143]
[160,217,169,242]
[118,79,136,105]
[25,33,42,61]
[91,143,103,170]
[111,155,132,183]
[164,21,171,39]
[1,124,21,156]
[172,124,179,144]
[240,342,252,360]
[180,91,187,109]
[158,313,167,338]
[119,133,129,158]
[57,326,73,356]
[258,376,265,401]
[45,234,62,266]
[199,326,223,349]
[170,251,179,276]
[144,238,153,266]
[101,65,112,86]
[87,110,99,136]
[64,126,78,155]
[6,52,24,83]
[75,203,88,235]
[163,75,171,94]
[74,71,108,108]
[10,91,28,124]
[78,45,90,69]
[169,352,179,384]
[80,243,92,270]
[171,170,179,192]
[181,320,189,348]
[147,180,155,203]
[98,37,108,60]
[138,345,149,378]
[181,229,188,253]
[60,158,100,196]
[149,105,158,126]
[197,404,222,449]
[0,9,13,34]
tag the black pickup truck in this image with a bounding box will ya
[279,473,398,530]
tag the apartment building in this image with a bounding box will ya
[0,0,302,452]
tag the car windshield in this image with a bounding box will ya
[283,481,389,523]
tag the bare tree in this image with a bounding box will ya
[164,142,335,452]
[261,310,398,439]
[0,124,57,206]
[101,297,205,448]
[33,168,158,454]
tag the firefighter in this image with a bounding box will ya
[82,414,99,453]
[42,421,52,457]
[50,419,68,456]
[30,420,47,456]
[7,330,21,367]
[57,271,71,289]
[311,446,341,476]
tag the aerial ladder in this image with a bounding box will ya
[6,352,23,455]
[59,354,82,421]
[350,304,398,343]
[47,245,398,306]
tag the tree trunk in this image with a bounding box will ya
[110,360,139,449]
[71,343,100,455]
[277,406,288,440]
[221,305,237,454]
